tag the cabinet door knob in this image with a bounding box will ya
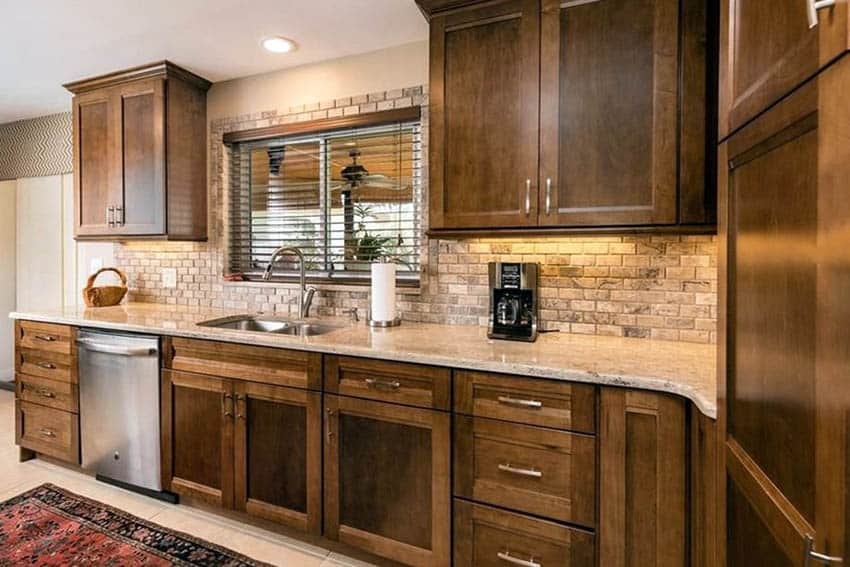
[525,179,531,215]
[807,0,836,28]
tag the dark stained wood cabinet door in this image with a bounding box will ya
[324,395,450,567]
[73,89,117,237]
[113,78,166,235]
[233,381,322,534]
[720,66,849,566]
[429,0,540,229]
[539,0,679,227]
[599,389,687,567]
[719,0,848,139]
[161,370,234,508]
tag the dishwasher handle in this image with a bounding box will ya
[76,338,157,357]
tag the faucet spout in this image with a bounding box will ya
[262,246,315,319]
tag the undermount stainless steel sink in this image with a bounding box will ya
[197,315,341,336]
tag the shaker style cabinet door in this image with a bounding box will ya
[233,381,322,534]
[161,370,234,508]
[112,78,166,236]
[73,88,116,237]
[429,0,540,229]
[719,0,849,138]
[719,60,850,566]
[323,394,451,567]
[538,0,680,227]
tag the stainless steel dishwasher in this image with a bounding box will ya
[78,329,174,501]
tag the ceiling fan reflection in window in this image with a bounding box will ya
[329,148,410,266]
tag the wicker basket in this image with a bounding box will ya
[83,267,128,307]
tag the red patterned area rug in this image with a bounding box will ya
[0,483,273,566]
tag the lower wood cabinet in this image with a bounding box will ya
[161,369,322,534]
[454,499,596,566]
[15,399,80,463]
[323,394,451,567]
[599,388,687,567]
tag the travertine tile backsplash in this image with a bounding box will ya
[114,85,717,344]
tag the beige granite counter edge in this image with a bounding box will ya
[10,311,717,419]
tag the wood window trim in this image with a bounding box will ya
[223,107,422,144]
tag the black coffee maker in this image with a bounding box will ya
[488,262,539,342]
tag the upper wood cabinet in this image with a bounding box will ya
[719,0,849,139]
[428,0,540,229]
[65,61,210,241]
[424,0,716,233]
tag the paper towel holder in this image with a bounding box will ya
[366,309,402,328]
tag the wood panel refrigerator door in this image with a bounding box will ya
[161,370,234,508]
[539,0,679,227]
[428,0,540,229]
[324,395,451,567]
[73,90,116,236]
[16,176,64,312]
[233,381,322,534]
[113,78,165,236]
[722,77,845,566]
[719,0,848,138]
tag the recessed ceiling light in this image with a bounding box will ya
[261,36,297,54]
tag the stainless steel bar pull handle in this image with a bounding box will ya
[498,463,543,478]
[365,377,401,390]
[808,0,836,28]
[498,550,541,567]
[76,339,156,357]
[525,179,531,215]
[107,205,115,227]
[222,393,234,418]
[35,361,56,369]
[326,408,335,444]
[498,395,543,409]
[36,389,55,399]
[35,335,57,342]
[545,178,551,215]
[236,395,246,420]
[115,205,125,226]
[39,428,56,438]
[805,536,843,566]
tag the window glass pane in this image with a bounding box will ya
[228,119,421,282]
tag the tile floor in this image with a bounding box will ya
[0,390,374,566]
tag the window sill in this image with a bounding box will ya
[220,277,422,295]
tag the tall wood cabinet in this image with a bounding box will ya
[718,2,850,563]
[423,0,716,232]
[65,61,210,240]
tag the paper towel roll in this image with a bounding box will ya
[370,262,397,322]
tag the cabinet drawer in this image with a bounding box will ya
[15,400,79,463]
[166,337,322,390]
[325,355,451,411]
[454,370,596,433]
[17,348,75,383]
[16,321,75,355]
[454,415,596,527]
[16,374,78,413]
[454,499,595,567]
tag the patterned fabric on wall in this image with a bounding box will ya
[0,112,72,180]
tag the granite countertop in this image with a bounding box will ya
[10,303,718,418]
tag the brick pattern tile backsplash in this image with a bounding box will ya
[115,85,718,344]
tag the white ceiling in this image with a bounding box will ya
[0,0,428,124]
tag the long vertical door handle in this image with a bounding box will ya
[525,179,531,215]
[808,0,836,28]
[545,178,551,215]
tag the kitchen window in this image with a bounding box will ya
[226,109,422,284]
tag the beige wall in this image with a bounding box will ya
[207,41,428,121]
[0,180,15,380]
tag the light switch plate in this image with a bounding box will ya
[162,268,177,289]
